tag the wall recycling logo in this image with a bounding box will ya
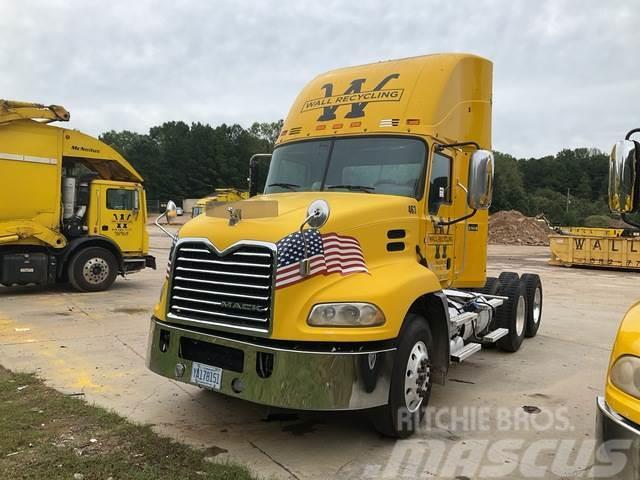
[301,73,403,121]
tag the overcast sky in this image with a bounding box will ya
[1,0,637,158]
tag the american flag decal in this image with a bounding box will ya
[275,230,368,288]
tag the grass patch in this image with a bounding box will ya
[0,366,252,479]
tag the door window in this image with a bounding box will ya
[107,189,135,210]
[428,152,452,214]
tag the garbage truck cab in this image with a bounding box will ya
[147,53,543,437]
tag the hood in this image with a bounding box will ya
[178,192,417,251]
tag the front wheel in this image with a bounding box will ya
[68,247,118,292]
[370,314,433,438]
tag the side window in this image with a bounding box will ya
[428,152,452,215]
[107,189,135,210]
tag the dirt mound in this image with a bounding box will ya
[489,210,551,246]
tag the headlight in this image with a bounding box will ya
[307,303,385,327]
[610,355,640,399]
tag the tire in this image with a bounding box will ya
[520,273,543,338]
[498,271,519,285]
[68,247,118,292]
[496,278,527,353]
[478,276,501,296]
[370,314,433,438]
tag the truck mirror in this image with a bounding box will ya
[133,190,140,212]
[165,200,177,217]
[248,153,272,197]
[609,140,638,213]
[467,150,494,210]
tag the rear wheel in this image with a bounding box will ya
[68,247,118,292]
[370,314,433,438]
[498,271,519,285]
[496,278,526,352]
[478,276,501,296]
[521,273,543,338]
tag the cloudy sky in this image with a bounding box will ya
[1,0,637,158]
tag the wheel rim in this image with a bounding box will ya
[83,257,109,285]
[532,287,542,325]
[404,341,430,413]
[516,295,526,336]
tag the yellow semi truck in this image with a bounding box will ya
[147,54,543,437]
[191,188,249,218]
[0,100,155,291]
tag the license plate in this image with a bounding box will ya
[190,362,222,390]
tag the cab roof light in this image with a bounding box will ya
[406,119,420,125]
[332,123,343,129]
[280,130,288,136]
[350,121,362,127]
[316,125,326,130]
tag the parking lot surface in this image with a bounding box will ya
[0,229,636,479]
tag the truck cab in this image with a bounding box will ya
[147,54,543,437]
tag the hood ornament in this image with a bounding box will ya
[227,207,242,226]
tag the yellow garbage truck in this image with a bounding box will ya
[0,100,155,291]
[147,54,543,437]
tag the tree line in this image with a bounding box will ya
[101,121,617,226]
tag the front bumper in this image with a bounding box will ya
[596,396,640,479]
[146,317,395,411]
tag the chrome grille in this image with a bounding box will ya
[167,240,275,334]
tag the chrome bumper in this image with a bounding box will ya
[596,396,640,480]
[146,317,395,411]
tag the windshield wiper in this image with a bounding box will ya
[268,182,300,191]
[327,184,375,193]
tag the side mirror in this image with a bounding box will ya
[165,200,177,217]
[133,190,140,212]
[248,153,272,197]
[609,140,638,213]
[467,150,494,210]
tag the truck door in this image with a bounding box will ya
[96,183,145,254]
[424,148,455,286]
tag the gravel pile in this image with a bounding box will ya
[489,210,551,246]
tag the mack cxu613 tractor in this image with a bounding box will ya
[0,100,155,291]
[147,54,543,437]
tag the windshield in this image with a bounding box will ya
[264,137,427,198]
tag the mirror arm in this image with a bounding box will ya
[154,212,177,240]
[436,209,478,227]
[435,141,480,152]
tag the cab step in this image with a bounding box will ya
[449,311,477,328]
[450,342,482,362]
[482,328,509,343]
